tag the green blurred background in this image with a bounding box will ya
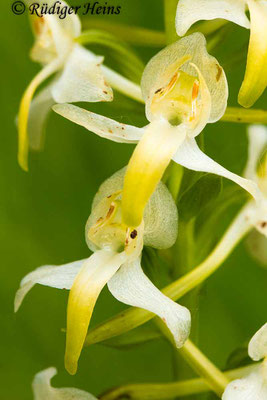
[1,1,267,398]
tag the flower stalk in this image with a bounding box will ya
[81,18,227,47]
[100,364,256,400]
[179,340,229,396]
[221,107,267,124]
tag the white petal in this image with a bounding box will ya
[176,0,250,37]
[53,103,144,143]
[108,259,191,348]
[52,45,113,103]
[244,125,267,180]
[48,1,81,39]
[249,323,267,361]
[173,138,263,203]
[14,259,85,312]
[33,367,97,400]
[29,0,81,63]
[102,65,143,103]
[222,370,267,400]
[28,85,55,151]
[44,11,80,56]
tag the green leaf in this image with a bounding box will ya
[178,174,222,222]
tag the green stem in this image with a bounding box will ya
[157,317,229,396]
[99,364,255,400]
[81,19,227,48]
[221,107,267,124]
[179,340,229,397]
[82,19,166,47]
[164,0,179,44]
[84,204,252,346]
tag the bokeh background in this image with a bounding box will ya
[1,1,267,398]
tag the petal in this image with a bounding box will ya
[28,85,55,151]
[65,250,126,375]
[42,12,80,57]
[141,33,228,124]
[18,58,62,171]
[30,14,75,64]
[88,167,178,249]
[51,45,113,103]
[33,367,97,400]
[108,259,191,348]
[238,0,267,107]
[248,323,267,361]
[244,125,267,180]
[222,370,267,400]
[173,138,263,203]
[176,0,250,37]
[53,104,144,143]
[122,119,186,227]
[14,259,85,312]
[47,1,81,39]
[101,65,144,103]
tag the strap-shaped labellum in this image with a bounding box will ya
[65,249,126,375]
[122,119,186,228]
[238,0,267,107]
[18,58,62,171]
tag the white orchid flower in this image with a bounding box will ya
[15,168,191,375]
[54,33,262,228]
[32,367,97,399]
[222,323,267,399]
[242,125,267,264]
[176,0,267,108]
[18,0,114,171]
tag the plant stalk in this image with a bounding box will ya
[100,364,255,400]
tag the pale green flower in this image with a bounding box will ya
[18,0,113,171]
[176,0,267,108]
[15,168,190,375]
[54,33,261,228]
